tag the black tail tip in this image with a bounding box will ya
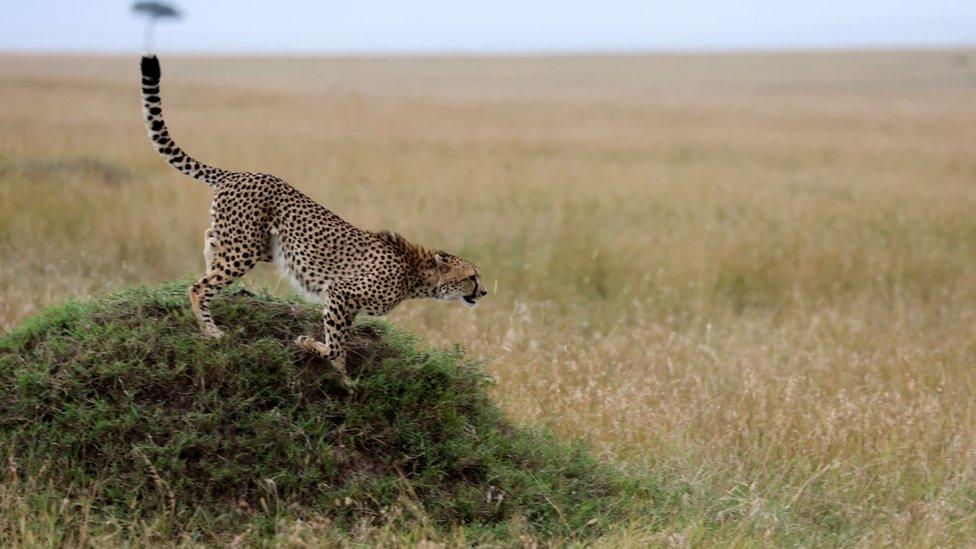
[141,55,161,80]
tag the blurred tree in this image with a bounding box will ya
[132,1,182,53]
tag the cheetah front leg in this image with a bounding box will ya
[295,292,353,383]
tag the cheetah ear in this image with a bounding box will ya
[434,252,451,273]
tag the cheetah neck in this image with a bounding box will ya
[409,262,442,300]
[402,240,439,298]
[406,250,442,300]
[379,232,440,299]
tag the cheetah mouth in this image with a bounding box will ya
[462,295,478,307]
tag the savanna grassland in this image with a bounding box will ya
[1,49,976,545]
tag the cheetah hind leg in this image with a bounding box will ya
[205,227,271,268]
[189,239,258,339]
[203,228,218,271]
[205,228,266,297]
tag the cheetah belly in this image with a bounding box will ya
[269,233,328,304]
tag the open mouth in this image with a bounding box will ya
[462,295,477,307]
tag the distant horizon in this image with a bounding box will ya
[2,43,975,58]
[3,0,974,56]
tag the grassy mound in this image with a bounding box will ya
[0,283,639,542]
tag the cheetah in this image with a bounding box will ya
[139,55,487,377]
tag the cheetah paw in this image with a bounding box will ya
[202,326,225,340]
[295,336,326,356]
[295,337,352,385]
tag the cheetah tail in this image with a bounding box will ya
[140,55,228,186]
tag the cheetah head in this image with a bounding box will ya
[433,252,487,307]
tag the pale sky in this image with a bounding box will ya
[1,0,974,54]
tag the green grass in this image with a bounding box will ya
[0,282,645,545]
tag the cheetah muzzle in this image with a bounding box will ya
[139,55,488,380]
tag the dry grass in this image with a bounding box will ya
[1,49,976,545]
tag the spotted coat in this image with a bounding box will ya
[140,56,487,377]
